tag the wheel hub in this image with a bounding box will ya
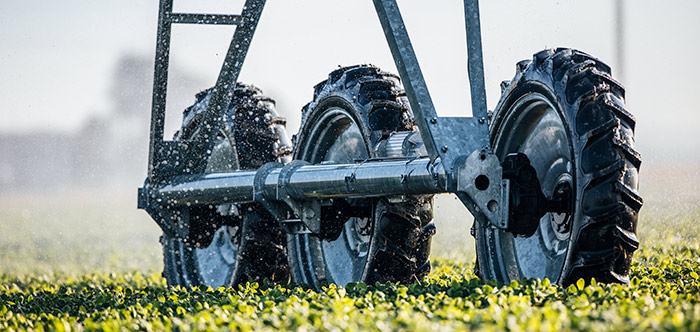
[550,179,573,237]
[502,153,572,238]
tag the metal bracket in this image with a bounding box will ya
[432,117,490,171]
[138,186,186,239]
[252,160,322,235]
[281,219,313,235]
[373,0,490,172]
[253,162,289,222]
[277,161,321,234]
[455,149,509,229]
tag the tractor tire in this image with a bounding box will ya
[287,65,435,289]
[161,83,292,288]
[476,48,643,285]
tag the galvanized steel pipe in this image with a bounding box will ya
[158,157,447,206]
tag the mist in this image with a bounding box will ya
[1,0,698,275]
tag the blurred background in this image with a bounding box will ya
[1,0,698,275]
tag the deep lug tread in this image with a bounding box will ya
[614,181,644,211]
[500,80,511,94]
[533,49,555,67]
[482,48,642,286]
[613,138,642,169]
[419,222,437,243]
[563,47,641,284]
[377,234,415,264]
[572,248,616,267]
[571,51,612,74]
[516,59,531,73]
[344,66,382,88]
[585,160,626,184]
[162,83,291,288]
[312,80,327,100]
[613,225,639,251]
[603,94,636,130]
[290,65,434,288]
[584,118,619,142]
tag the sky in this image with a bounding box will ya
[1,0,699,164]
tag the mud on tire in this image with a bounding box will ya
[161,83,291,287]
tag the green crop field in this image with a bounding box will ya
[1,164,699,331]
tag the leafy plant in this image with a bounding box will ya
[1,244,698,331]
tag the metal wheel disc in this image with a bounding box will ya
[191,225,240,287]
[491,93,574,281]
[296,107,374,286]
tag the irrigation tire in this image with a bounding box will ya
[288,65,435,288]
[161,83,292,288]
[476,48,643,285]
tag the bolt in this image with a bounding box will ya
[430,117,437,124]
[478,117,486,124]
[441,145,448,153]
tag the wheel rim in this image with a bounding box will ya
[191,140,241,288]
[297,107,373,286]
[491,93,574,281]
[192,225,239,287]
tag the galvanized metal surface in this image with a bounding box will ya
[432,117,490,171]
[142,0,507,239]
[156,157,447,207]
[455,149,507,229]
[156,170,258,204]
[164,13,245,25]
[147,0,174,181]
[463,0,488,121]
[372,0,490,173]
[147,0,266,181]
[372,0,441,161]
[193,0,267,173]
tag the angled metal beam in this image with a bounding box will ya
[191,0,267,174]
[373,0,490,173]
[464,0,488,120]
[169,0,265,175]
[147,0,267,180]
[372,0,441,161]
